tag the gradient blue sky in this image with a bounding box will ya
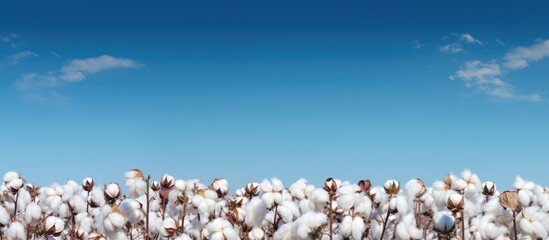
[1,0,549,190]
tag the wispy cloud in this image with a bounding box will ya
[439,33,482,54]
[8,50,38,63]
[504,39,549,70]
[495,39,505,46]
[16,55,141,91]
[460,33,482,45]
[2,33,24,48]
[439,43,464,53]
[450,40,549,101]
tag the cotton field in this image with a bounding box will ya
[1,170,548,240]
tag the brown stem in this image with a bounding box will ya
[86,191,90,213]
[380,207,391,240]
[512,211,517,240]
[161,196,166,220]
[146,175,151,240]
[13,191,20,218]
[181,205,187,234]
[461,211,465,240]
[329,195,333,240]
[415,199,421,228]
[198,214,203,240]
[273,204,279,231]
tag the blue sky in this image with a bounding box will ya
[1,0,549,190]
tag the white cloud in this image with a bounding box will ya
[439,43,464,54]
[450,39,549,101]
[450,61,540,101]
[15,55,140,91]
[439,33,482,54]
[8,51,38,63]
[504,39,549,69]
[460,33,482,45]
[59,55,140,81]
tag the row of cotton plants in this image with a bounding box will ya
[1,169,548,240]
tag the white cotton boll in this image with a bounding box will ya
[245,197,268,227]
[452,179,467,191]
[353,195,372,217]
[0,205,10,225]
[76,213,93,232]
[161,217,178,238]
[105,183,121,199]
[7,221,26,240]
[351,216,365,240]
[69,194,88,214]
[24,202,42,225]
[309,189,329,212]
[274,223,294,240]
[204,189,218,200]
[7,178,24,192]
[434,211,455,233]
[3,171,20,183]
[58,203,71,218]
[45,216,65,235]
[289,178,308,200]
[532,221,548,238]
[483,197,502,215]
[339,216,353,238]
[520,218,533,235]
[120,199,144,224]
[261,192,275,209]
[293,212,327,239]
[248,227,265,240]
[175,179,186,191]
[404,179,424,200]
[104,212,126,232]
[277,205,294,223]
[281,201,300,219]
[90,188,106,207]
[432,181,446,191]
[395,195,408,214]
[336,184,357,211]
[518,190,533,207]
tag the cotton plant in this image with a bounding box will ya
[2,169,549,240]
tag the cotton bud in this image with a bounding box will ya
[358,179,371,193]
[82,178,94,192]
[245,182,260,197]
[482,181,496,196]
[160,174,175,189]
[211,178,229,198]
[499,190,521,212]
[104,183,121,204]
[151,181,160,191]
[446,193,465,213]
[323,178,339,193]
[384,180,400,196]
[44,216,65,236]
[161,217,179,238]
[434,212,455,234]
